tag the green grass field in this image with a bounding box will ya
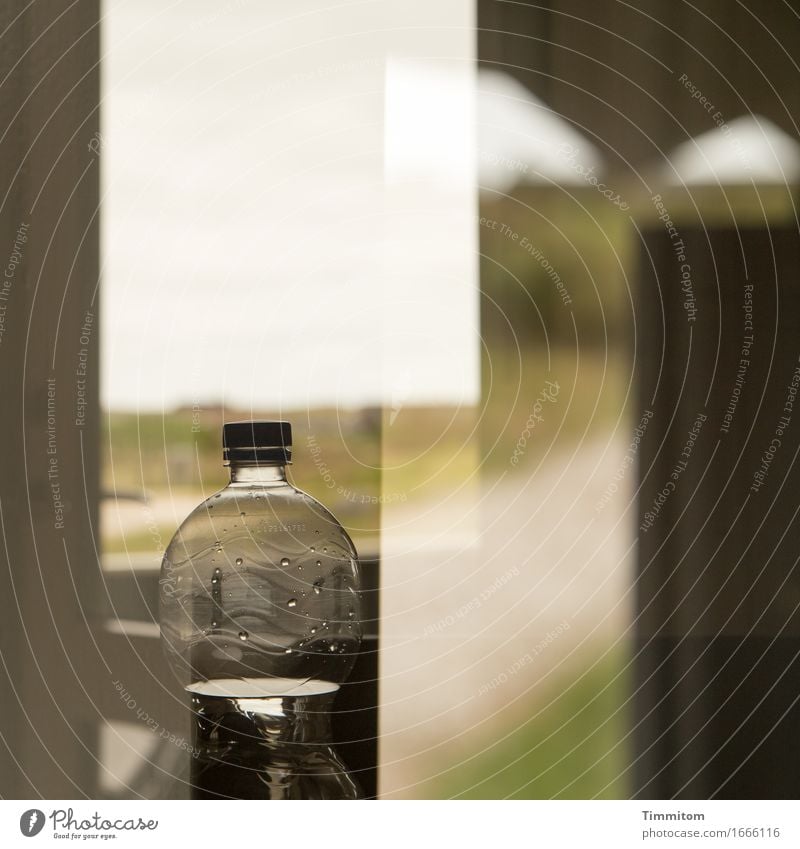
[433,646,632,799]
[102,348,629,551]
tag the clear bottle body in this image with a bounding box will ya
[159,461,363,798]
[160,463,362,689]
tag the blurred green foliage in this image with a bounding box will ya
[480,347,629,470]
[434,646,632,799]
[480,187,635,350]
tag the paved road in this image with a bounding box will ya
[379,433,634,797]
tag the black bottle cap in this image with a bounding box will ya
[222,420,292,464]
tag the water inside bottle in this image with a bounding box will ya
[187,677,361,799]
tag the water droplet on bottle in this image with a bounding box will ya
[329,643,337,652]
[280,558,290,567]
[238,631,248,641]
[321,621,328,628]
[310,546,315,552]
[284,648,292,654]
[240,511,246,517]
[287,598,297,608]
[347,608,355,619]
[323,547,328,552]
[211,620,218,629]
[313,580,323,595]
[310,626,317,634]
[235,557,243,566]
[316,560,322,568]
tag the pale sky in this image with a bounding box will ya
[101,0,479,411]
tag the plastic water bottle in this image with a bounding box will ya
[159,421,363,798]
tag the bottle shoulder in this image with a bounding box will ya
[164,481,357,560]
[290,484,359,558]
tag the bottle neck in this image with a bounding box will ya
[228,462,288,484]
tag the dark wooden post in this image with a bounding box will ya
[635,221,800,798]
